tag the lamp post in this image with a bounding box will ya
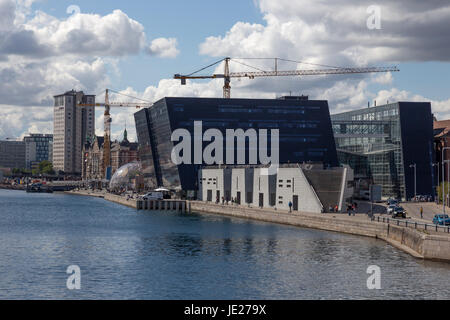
[442,147,450,213]
[409,163,416,201]
[432,163,440,203]
[446,160,450,209]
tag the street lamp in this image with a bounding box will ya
[432,162,440,203]
[442,147,450,213]
[446,160,450,210]
[409,163,416,201]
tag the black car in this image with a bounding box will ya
[392,206,406,219]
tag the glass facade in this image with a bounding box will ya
[134,108,160,189]
[135,97,338,191]
[24,134,53,169]
[331,102,434,200]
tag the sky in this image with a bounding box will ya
[1,0,450,142]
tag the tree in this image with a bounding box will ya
[31,161,56,176]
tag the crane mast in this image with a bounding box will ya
[77,89,152,179]
[223,57,231,99]
[103,89,111,178]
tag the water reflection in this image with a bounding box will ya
[1,190,449,300]
[165,233,203,257]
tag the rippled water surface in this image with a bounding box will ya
[0,189,449,299]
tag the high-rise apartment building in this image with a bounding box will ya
[24,134,53,169]
[53,90,95,174]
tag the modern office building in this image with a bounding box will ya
[331,102,434,200]
[24,134,53,169]
[53,90,95,174]
[0,140,26,169]
[134,96,339,192]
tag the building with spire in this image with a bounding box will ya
[82,127,139,180]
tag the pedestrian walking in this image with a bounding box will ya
[288,201,293,213]
[420,206,423,219]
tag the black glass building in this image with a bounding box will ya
[331,102,434,200]
[134,96,338,191]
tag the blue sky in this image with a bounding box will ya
[1,0,450,140]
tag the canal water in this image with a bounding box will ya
[0,189,449,299]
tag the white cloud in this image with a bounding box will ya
[0,2,181,140]
[371,72,393,85]
[2,0,450,142]
[146,37,180,58]
[201,0,450,64]
[22,9,146,57]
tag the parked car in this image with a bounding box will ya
[432,214,450,226]
[392,206,406,219]
[387,198,399,206]
[141,191,164,200]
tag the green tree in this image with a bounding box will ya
[437,182,450,204]
[37,161,55,175]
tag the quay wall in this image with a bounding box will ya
[189,201,450,262]
[104,193,137,209]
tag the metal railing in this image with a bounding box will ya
[372,216,450,234]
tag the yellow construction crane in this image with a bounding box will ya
[77,89,152,178]
[174,57,400,98]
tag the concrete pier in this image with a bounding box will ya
[137,199,188,213]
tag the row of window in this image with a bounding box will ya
[350,108,398,121]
